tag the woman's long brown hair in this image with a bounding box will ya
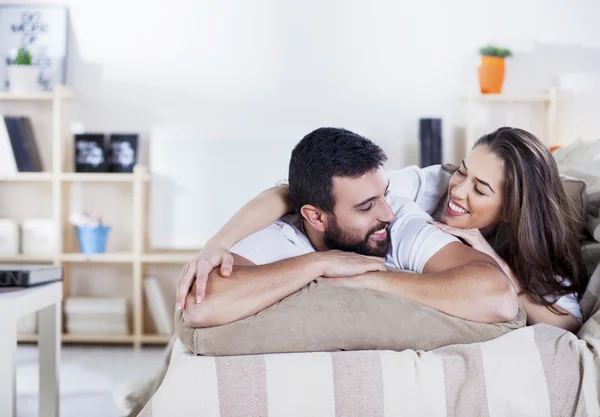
[473,127,588,311]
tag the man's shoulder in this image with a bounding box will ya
[388,195,431,220]
[231,213,314,265]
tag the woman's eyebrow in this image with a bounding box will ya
[461,160,495,194]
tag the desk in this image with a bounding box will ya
[0,282,62,417]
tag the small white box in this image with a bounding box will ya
[0,219,19,256]
[22,219,57,256]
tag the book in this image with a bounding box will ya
[0,114,18,174]
[0,265,62,287]
[0,265,63,287]
[144,276,172,335]
[4,116,34,172]
[20,117,43,171]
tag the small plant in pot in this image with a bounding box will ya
[7,47,39,93]
[478,45,512,94]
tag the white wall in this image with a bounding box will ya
[60,0,600,163]
[8,0,600,248]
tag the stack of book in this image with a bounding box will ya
[65,297,129,334]
[0,115,43,174]
[143,276,173,335]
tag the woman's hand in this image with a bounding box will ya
[428,221,500,261]
[428,221,520,292]
[176,243,235,310]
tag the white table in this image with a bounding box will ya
[0,282,62,417]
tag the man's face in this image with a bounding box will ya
[323,168,396,257]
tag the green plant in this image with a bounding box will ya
[14,47,32,65]
[479,45,512,58]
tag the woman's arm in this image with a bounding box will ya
[210,184,293,250]
[176,184,293,309]
[428,222,582,333]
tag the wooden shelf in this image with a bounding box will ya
[61,172,150,182]
[141,334,172,344]
[0,254,54,263]
[0,87,74,101]
[18,333,170,345]
[0,172,54,182]
[142,251,199,264]
[462,93,553,102]
[60,252,135,263]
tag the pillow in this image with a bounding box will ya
[560,174,588,229]
[175,279,526,356]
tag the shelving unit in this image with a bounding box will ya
[462,87,559,156]
[0,86,197,348]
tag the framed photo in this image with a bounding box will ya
[0,5,68,91]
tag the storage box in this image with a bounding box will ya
[0,219,19,256]
[21,219,57,256]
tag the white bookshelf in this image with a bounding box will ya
[462,87,559,156]
[0,86,195,348]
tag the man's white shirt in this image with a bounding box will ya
[230,195,457,274]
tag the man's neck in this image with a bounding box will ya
[302,218,328,252]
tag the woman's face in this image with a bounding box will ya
[441,145,505,235]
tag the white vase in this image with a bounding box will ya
[7,65,39,93]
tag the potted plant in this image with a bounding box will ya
[478,45,512,94]
[7,47,39,93]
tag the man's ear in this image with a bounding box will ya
[300,204,327,232]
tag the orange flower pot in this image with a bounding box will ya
[478,56,505,94]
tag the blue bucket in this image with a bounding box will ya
[76,225,111,254]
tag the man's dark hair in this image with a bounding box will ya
[288,127,388,213]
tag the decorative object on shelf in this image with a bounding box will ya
[70,212,111,254]
[3,115,43,172]
[7,47,38,93]
[21,218,56,256]
[419,118,442,167]
[109,133,138,173]
[478,45,512,94]
[0,264,62,287]
[75,133,107,172]
[0,219,19,256]
[0,5,68,91]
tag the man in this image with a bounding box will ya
[182,128,518,328]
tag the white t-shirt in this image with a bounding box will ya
[231,195,457,274]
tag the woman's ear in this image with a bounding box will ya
[300,205,327,232]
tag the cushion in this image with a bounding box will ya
[175,278,526,356]
[560,174,588,229]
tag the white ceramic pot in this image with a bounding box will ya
[7,65,39,93]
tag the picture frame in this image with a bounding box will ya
[0,4,68,91]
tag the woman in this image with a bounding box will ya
[176,127,588,332]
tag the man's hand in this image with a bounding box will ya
[317,250,387,278]
[176,244,235,310]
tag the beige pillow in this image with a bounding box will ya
[175,279,526,356]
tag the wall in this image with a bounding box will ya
[7,0,600,247]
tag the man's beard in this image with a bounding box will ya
[323,216,391,257]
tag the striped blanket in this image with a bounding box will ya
[138,263,600,417]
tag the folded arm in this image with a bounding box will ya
[360,242,519,323]
[182,253,321,328]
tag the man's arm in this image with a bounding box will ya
[182,253,322,328]
[182,250,386,328]
[363,242,519,323]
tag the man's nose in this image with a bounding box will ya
[380,197,396,223]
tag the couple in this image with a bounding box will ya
[178,126,587,333]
